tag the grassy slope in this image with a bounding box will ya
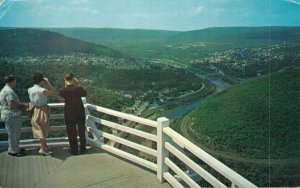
[188,67,300,159]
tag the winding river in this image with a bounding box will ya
[164,77,231,119]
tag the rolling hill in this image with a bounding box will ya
[0,28,127,58]
[187,67,300,186]
[188,67,300,158]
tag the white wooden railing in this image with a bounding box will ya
[0,98,257,188]
[82,98,257,188]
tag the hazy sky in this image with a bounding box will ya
[0,0,299,31]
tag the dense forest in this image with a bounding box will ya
[187,67,300,186]
[100,68,202,93]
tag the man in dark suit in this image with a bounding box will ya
[59,73,87,155]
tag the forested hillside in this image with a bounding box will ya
[100,68,201,92]
[187,67,300,186]
[189,67,299,157]
[0,28,127,58]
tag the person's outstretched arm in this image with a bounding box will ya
[42,78,57,96]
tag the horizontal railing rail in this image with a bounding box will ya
[87,115,157,142]
[86,104,157,127]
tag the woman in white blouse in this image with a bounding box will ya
[28,73,57,156]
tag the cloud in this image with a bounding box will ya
[70,0,90,5]
[0,0,6,7]
[190,6,205,16]
[285,0,300,5]
[188,6,226,17]
[31,3,100,17]
[132,13,151,19]
[0,0,14,20]
[209,0,241,3]
[0,0,5,6]
[210,0,230,3]
[212,8,226,15]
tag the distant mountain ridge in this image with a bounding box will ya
[1,26,299,63]
[169,26,300,43]
[46,26,300,43]
[46,28,180,45]
[43,26,300,63]
[0,28,127,57]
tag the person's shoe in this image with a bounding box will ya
[80,148,87,154]
[38,149,53,156]
[68,149,78,155]
[20,148,26,154]
[8,152,25,157]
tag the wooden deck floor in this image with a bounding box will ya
[0,146,171,188]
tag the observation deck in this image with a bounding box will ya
[0,98,257,188]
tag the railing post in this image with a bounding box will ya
[157,117,170,183]
[82,97,89,141]
[82,97,104,144]
[82,97,87,105]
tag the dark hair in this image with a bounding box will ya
[4,75,16,84]
[32,73,44,84]
[65,73,74,81]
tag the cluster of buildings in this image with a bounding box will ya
[0,53,146,70]
[191,45,289,76]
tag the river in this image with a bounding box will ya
[164,78,231,119]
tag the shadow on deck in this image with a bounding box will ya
[0,146,171,188]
